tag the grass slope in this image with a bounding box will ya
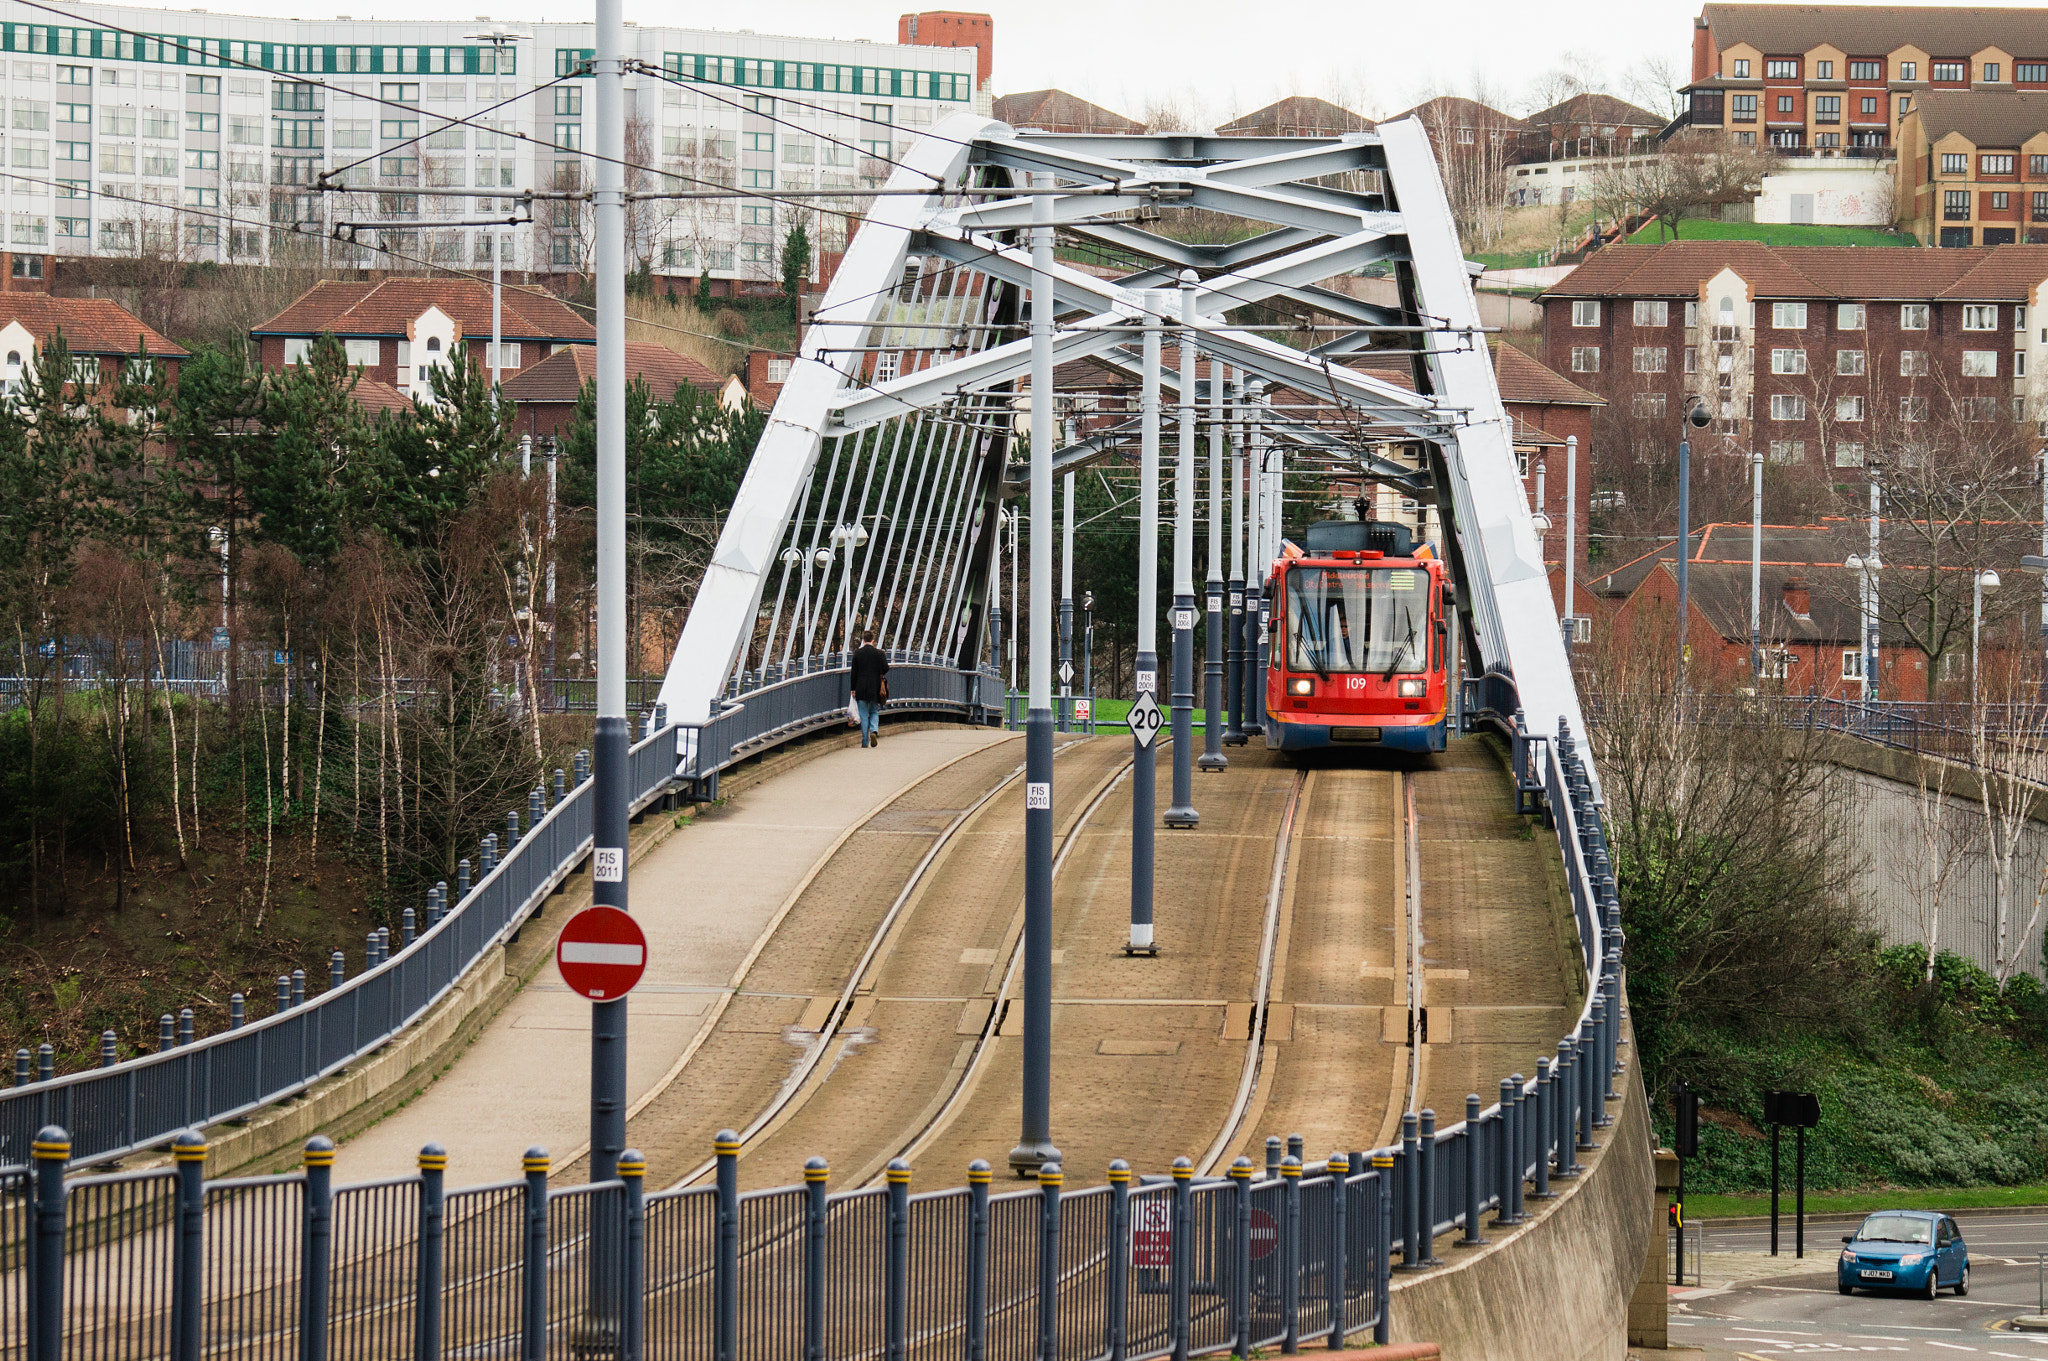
[1624,219,1915,248]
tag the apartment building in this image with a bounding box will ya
[0,2,986,284]
[1542,240,2048,468]
[1680,3,2048,156]
[1894,91,2048,244]
[991,90,1141,134]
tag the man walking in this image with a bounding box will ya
[851,632,890,748]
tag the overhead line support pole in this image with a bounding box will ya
[1200,362,1228,772]
[1129,293,1164,956]
[1165,271,1200,828]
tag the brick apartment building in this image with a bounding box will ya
[1216,97,1373,137]
[1895,90,2048,244]
[1519,93,1667,161]
[1543,240,2048,469]
[991,90,1142,134]
[1681,2,2048,156]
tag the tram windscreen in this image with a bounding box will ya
[1284,566,1428,676]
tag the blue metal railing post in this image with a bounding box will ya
[1414,1113,1439,1265]
[13,1049,27,1086]
[1494,1080,1521,1226]
[1038,1163,1063,1361]
[1229,1157,1254,1354]
[28,1126,67,1361]
[331,952,346,991]
[1280,1155,1302,1353]
[1532,1060,1554,1199]
[300,1137,335,1361]
[1107,1161,1131,1361]
[1395,1114,1418,1267]
[1458,1096,1486,1246]
[887,1160,911,1361]
[416,1144,446,1361]
[1372,1155,1392,1344]
[715,1131,740,1361]
[101,1031,119,1065]
[620,1150,646,1361]
[966,1161,990,1361]
[1510,1077,1528,1221]
[159,1014,176,1051]
[803,1159,828,1361]
[172,1130,205,1361]
[1170,1157,1193,1361]
[1325,1154,1348,1347]
[522,1147,549,1361]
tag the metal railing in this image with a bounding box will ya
[2,1130,1391,1361]
[2,661,1002,1174]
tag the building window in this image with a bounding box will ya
[1770,348,1807,374]
[1901,394,1929,420]
[1766,59,1798,79]
[2018,350,2029,378]
[1900,61,1918,80]
[1901,304,1929,329]
[2023,63,2048,81]
[1816,60,1834,79]
[1963,350,1999,376]
[1632,392,1667,417]
[1571,300,1599,327]
[1942,153,1968,174]
[1983,154,2016,174]
[1768,440,1805,463]
[2034,192,2048,221]
[1835,441,1866,467]
[1843,650,1864,680]
[1777,95,1796,114]
[768,357,793,384]
[1633,346,1667,372]
[1836,395,1866,421]
[1964,304,1999,329]
[1771,302,1807,328]
[874,351,900,383]
[1837,349,1865,374]
[1986,62,2003,81]
[1733,58,1751,78]
[1769,393,1806,420]
[1900,350,1931,375]
[1993,191,2012,210]
[1570,346,1599,372]
[1731,93,1757,122]
[1860,96,1879,115]
[1814,94,1840,123]
[1962,395,1999,420]
[1850,60,1882,80]
[1933,61,1966,82]
[1632,299,1668,327]
[2019,306,2029,330]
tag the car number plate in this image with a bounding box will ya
[1858,1269,1893,1279]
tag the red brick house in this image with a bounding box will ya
[252,279,593,402]
[502,341,733,437]
[0,294,187,399]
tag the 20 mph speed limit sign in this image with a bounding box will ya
[555,906,648,1000]
[1126,690,1163,748]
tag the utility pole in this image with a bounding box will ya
[1245,379,1268,735]
[1060,467,1075,734]
[1563,434,1578,658]
[1129,293,1164,955]
[1200,362,1228,771]
[1750,449,1763,679]
[1224,370,1246,746]
[1166,271,1200,829]
[1009,170,1060,1176]
[588,0,628,1195]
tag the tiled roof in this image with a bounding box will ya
[1383,95,1526,132]
[993,89,1143,133]
[1492,343,1605,406]
[1546,241,2048,300]
[350,377,414,417]
[1522,92,1665,131]
[1217,96,1373,136]
[1905,89,2048,147]
[1700,3,2048,60]
[255,278,594,343]
[0,295,187,358]
[500,341,725,404]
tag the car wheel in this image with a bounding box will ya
[1922,1266,1940,1300]
[1954,1263,1969,1297]
[1838,1280,1853,1296]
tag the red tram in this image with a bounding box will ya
[1261,520,1450,754]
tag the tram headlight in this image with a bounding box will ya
[1287,677,1315,696]
[1396,678,1427,698]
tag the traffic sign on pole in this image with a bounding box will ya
[556,906,647,1000]
[1248,1207,1278,1260]
[1127,690,1163,748]
[1132,1199,1171,1268]
[1059,661,1074,686]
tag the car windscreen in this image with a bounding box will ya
[1283,566,1427,676]
[1855,1214,1932,1244]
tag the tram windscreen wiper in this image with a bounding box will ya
[1286,573,1330,680]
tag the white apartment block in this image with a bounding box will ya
[0,1,985,280]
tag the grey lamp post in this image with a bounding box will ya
[1166,271,1200,828]
[1974,568,2002,709]
[1846,553,1878,701]
[2023,553,2048,704]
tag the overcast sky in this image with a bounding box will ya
[71,0,2048,120]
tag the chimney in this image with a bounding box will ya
[1781,576,1811,618]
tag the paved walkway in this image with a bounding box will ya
[336,725,1015,1186]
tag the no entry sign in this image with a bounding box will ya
[555,906,648,1000]
[1248,1208,1278,1260]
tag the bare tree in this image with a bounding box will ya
[1581,131,1776,241]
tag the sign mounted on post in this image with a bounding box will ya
[1127,691,1163,748]
[556,906,648,1000]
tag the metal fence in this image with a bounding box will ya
[0,1131,1392,1361]
[2,663,1003,1173]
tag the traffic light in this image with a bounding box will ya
[1668,1201,1683,1228]
[1674,1084,1702,1158]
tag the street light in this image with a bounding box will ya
[1678,397,1711,687]
[1974,568,2002,708]
[830,523,869,655]
[1846,553,1877,701]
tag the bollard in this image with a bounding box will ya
[884,1162,913,1361]
[100,1032,118,1068]
[178,1010,194,1048]
[1458,1096,1487,1246]
[402,908,416,948]
[530,788,544,832]
[159,1015,176,1052]
[1107,1161,1132,1361]
[378,927,390,962]
[1509,1076,1528,1221]
[29,1126,68,1361]
[1036,1163,1062,1361]
[435,882,449,924]
[367,932,381,969]
[1287,1132,1304,1164]
[276,976,291,1013]
[1578,1022,1600,1153]
[520,1147,548,1361]
[1414,1112,1439,1266]
[172,1131,205,1361]
[15,1048,30,1086]
[331,952,346,991]
[1532,1060,1554,1199]
[291,970,306,1009]
[416,1144,446,1361]
[1170,1157,1193,1361]
[37,1044,53,1082]
[1281,1155,1302,1353]
[1326,1153,1349,1348]
[714,1131,740,1361]
[554,768,567,806]
[1494,1079,1522,1226]
[803,1158,829,1361]
[458,859,472,898]
[655,702,667,729]
[620,1150,646,1361]
[481,835,497,876]
[1372,1154,1393,1344]
[507,808,521,847]
[1557,1040,1584,1172]
[576,749,590,786]
[1397,1114,1419,1269]
[1586,999,1609,1134]
[300,1137,335,1361]
[966,1161,990,1361]
[425,886,440,929]
[1229,1157,1254,1355]
[1266,1133,1283,1179]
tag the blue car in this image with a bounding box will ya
[1837,1210,1969,1299]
